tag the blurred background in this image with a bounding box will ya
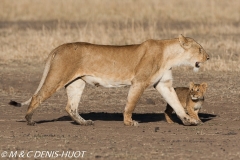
[0,0,239,71]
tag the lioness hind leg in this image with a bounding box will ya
[65,79,93,126]
[25,95,40,125]
[25,83,62,125]
[164,104,175,123]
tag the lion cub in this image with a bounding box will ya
[164,82,207,124]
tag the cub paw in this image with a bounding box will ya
[166,121,175,124]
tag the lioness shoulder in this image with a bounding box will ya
[164,82,208,124]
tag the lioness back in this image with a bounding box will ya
[164,82,207,124]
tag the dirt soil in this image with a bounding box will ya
[1,63,240,160]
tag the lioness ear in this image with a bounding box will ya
[189,82,194,89]
[178,34,192,49]
[201,82,208,92]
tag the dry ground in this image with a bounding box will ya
[1,0,240,160]
[1,64,240,160]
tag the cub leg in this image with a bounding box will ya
[186,104,202,123]
[124,83,146,126]
[194,109,200,116]
[164,104,174,123]
[65,79,93,125]
[194,109,202,122]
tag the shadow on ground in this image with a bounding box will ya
[16,112,217,125]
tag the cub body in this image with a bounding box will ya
[165,82,208,124]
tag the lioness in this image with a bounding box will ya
[164,82,208,124]
[9,35,209,126]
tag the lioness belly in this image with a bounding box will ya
[81,76,131,88]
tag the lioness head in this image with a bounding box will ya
[189,82,208,100]
[178,34,210,72]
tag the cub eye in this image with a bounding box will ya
[197,89,199,92]
[191,89,194,92]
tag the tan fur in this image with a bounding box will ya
[165,82,208,124]
[11,35,209,126]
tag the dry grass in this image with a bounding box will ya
[1,0,239,22]
[0,0,240,71]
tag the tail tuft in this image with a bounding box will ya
[9,100,22,107]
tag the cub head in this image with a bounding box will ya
[189,82,208,100]
[178,34,210,72]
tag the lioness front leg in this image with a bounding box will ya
[124,83,146,126]
[65,79,93,125]
[155,80,199,126]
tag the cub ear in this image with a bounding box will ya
[189,82,194,89]
[201,82,208,92]
[178,34,192,49]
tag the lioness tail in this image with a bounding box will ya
[9,100,21,107]
[8,49,55,108]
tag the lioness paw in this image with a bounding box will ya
[124,120,139,126]
[27,121,36,126]
[181,115,200,126]
[81,120,94,126]
[132,121,139,127]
